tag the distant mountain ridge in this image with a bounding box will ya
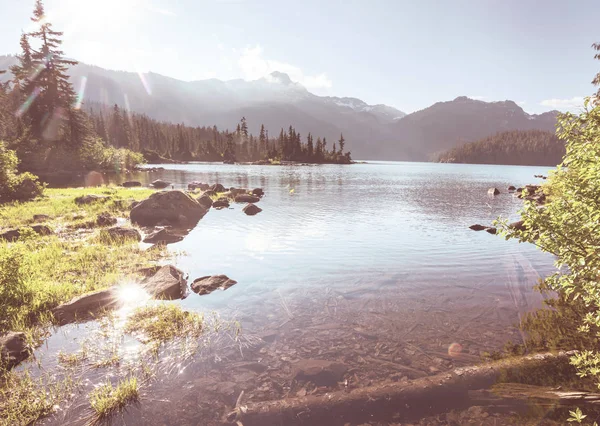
[0,55,559,161]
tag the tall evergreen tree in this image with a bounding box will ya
[338,133,345,154]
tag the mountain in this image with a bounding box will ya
[386,96,559,161]
[437,129,565,166]
[0,55,405,159]
[0,55,559,161]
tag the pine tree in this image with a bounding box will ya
[338,133,345,154]
[307,133,314,160]
[26,0,85,144]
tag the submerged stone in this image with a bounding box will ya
[143,228,184,245]
[191,275,237,295]
[292,359,348,386]
[105,226,142,242]
[469,224,486,231]
[150,179,171,189]
[235,194,261,203]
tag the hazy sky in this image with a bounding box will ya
[0,0,599,114]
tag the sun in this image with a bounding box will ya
[51,0,144,35]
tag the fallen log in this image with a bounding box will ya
[227,351,578,425]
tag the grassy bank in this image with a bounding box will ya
[0,186,164,336]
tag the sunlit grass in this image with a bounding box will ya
[124,304,204,350]
[0,233,166,335]
[89,376,139,420]
[0,369,78,426]
[0,186,155,229]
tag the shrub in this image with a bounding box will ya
[0,142,43,203]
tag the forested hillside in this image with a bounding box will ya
[86,103,351,164]
[437,130,565,166]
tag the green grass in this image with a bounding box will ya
[124,304,204,350]
[0,186,155,229]
[89,376,139,420]
[0,369,78,426]
[0,236,166,334]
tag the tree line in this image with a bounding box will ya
[437,129,565,166]
[86,104,351,164]
[0,0,351,179]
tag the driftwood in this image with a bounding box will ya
[226,351,579,426]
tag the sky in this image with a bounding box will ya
[0,0,599,114]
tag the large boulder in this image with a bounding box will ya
[141,265,188,299]
[104,226,142,242]
[75,194,109,205]
[243,203,262,216]
[130,190,207,226]
[210,183,226,193]
[143,228,184,245]
[121,181,142,188]
[487,188,500,196]
[0,332,31,369]
[150,179,171,189]
[292,359,348,387]
[191,275,238,295]
[235,194,260,203]
[53,288,121,325]
[197,195,213,209]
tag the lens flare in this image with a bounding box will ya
[15,87,41,117]
[123,93,133,126]
[448,342,463,357]
[74,76,87,109]
[137,72,152,95]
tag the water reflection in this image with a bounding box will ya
[36,161,557,425]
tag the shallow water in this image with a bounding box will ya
[39,161,557,425]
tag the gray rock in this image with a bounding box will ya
[487,188,500,196]
[191,275,238,295]
[197,195,213,209]
[243,203,262,216]
[96,212,117,227]
[33,214,50,222]
[0,229,21,242]
[508,186,516,191]
[150,179,171,189]
[0,332,30,369]
[234,194,260,203]
[292,359,348,386]
[75,194,108,205]
[212,199,230,209]
[53,288,121,325]
[485,227,497,235]
[121,181,142,188]
[188,181,210,191]
[141,265,188,299]
[130,190,207,226]
[210,183,226,193]
[105,226,142,242]
[510,220,527,231]
[143,228,184,245]
[31,224,53,236]
[252,188,264,197]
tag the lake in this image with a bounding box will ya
[40,161,557,425]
